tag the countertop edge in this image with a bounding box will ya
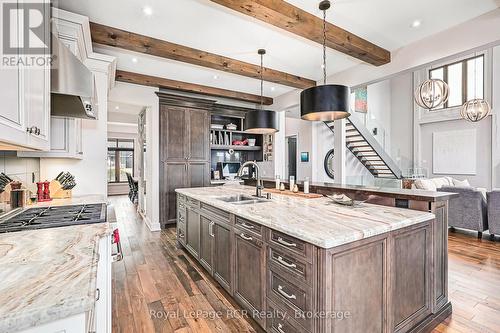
[176,188,436,249]
[252,179,459,202]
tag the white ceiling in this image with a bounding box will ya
[59,0,498,100]
[108,101,144,124]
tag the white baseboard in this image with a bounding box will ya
[138,209,161,232]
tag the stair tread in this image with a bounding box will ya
[323,121,401,179]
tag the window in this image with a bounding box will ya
[107,139,134,183]
[429,55,484,110]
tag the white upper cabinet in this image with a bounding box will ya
[0,0,51,150]
[18,117,84,159]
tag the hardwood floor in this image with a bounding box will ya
[110,196,500,333]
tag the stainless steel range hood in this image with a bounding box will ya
[51,33,98,119]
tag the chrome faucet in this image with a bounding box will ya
[237,161,263,198]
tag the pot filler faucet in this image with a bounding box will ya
[237,161,263,198]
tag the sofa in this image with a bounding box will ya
[438,186,488,238]
[414,176,468,191]
[487,190,500,237]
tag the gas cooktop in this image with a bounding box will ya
[0,204,107,234]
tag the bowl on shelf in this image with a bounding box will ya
[211,124,224,130]
[226,123,237,130]
[248,138,256,146]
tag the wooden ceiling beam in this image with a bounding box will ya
[115,70,274,105]
[91,22,315,89]
[209,0,391,66]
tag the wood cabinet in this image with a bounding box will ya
[0,0,50,151]
[199,215,214,273]
[177,195,449,333]
[213,221,232,293]
[234,230,266,326]
[185,207,201,258]
[158,93,213,227]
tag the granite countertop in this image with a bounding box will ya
[176,185,435,249]
[0,195,111,333]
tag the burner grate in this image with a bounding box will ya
[0,204,107,233]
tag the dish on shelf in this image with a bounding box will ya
[248,138,256,146]
[211,124,224,130]
[226,123,237,130]
[326,194,366,207]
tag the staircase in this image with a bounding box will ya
[324,116,402,179]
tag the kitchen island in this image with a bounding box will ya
[175,185,451,333]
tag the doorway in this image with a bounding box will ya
[285,135,297,180]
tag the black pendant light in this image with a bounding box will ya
[245,49,279,134]
[301,0,350,121]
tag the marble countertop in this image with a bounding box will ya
[0,195,111,333]
[176,185,435,249]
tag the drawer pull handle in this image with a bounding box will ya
[277,237,297,248]
[278,285,296,300]
[240,233,253,241]
[209,221,215,238]
[178,231,184,238]
[240,222,255,230]
[277,256,297,268]
[277,323,286,333]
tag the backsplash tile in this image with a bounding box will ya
[0,152,40,194]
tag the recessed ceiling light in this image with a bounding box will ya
[143,6,153,16]
[115,106,120,110]
[411,20,422,28]
[132,57,138,63]
[270,87,275,91]
[213,75,218,80]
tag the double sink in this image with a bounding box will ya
[217,194,268,205]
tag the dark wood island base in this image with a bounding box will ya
[175,190,452,333]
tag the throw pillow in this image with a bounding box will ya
[453,178,471,187]
[415,179,437,191]
[432,178,450,189]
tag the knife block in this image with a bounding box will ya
[49,180,72,199]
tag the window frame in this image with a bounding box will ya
[429,54,485,110]
[107,138,135,184]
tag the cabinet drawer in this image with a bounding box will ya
[268,270,313,331]
[236,217,263,237]
[186,197,200,209]
[201,203,230,222]
[267,300,310,333]
[269,248,312,285]
[269,230,313,262]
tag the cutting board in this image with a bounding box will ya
[264,188,323,199]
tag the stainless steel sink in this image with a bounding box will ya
[217,194,268,205]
